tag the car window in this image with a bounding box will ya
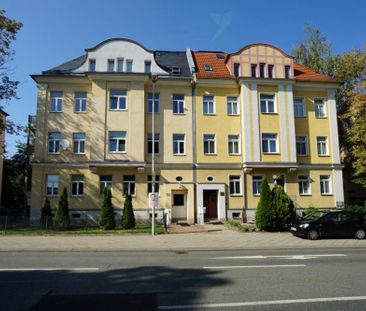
[321,212,340,223]
[340,212,360,222]
[303,211,326,221]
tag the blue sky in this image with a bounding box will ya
[2,0,365,156]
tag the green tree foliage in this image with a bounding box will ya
[40,197,53,228]
[271,185,296,230]
[121,194,135,229]
[255,178,273,230]
[54,187,70,230]
[99,188,115,230]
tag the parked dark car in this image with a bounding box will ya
[290,211,366,240]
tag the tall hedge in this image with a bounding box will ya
[255,178,274,230]
[271,185,296,230]
[54,187,70,230]
[121,194,135,229]
[99,188,115,230]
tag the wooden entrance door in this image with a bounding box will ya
[203,190,218,219]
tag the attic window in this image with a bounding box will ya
[204,64,213,72]
[216,53,225,59]
[172,67,181,76]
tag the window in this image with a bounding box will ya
[259,63,265,78]
[123,175,136,195]
[262,133,278,153]
[50,91,63,112]
[147,133,160,154]
[227,96,239,115]
[99,175,112,195]
[48,132,60,154]
[294,97,305,117]
[268,65,274,78]
[228,134,240,155]
[126,59,133,72]
[204,64,213,71]
[117,58,123,72]
[229,175,241,195]
[298,175,311,195]
[285,65,291,79]
[173,95,184,114]
[46,175,59,196]
[320,175,332,195]
[89,59,96,71]
[109,131,126,153]
[147,175,160,193]
[171,67,181,76]
[71,175,84,196]
[203,134,216,154]
[73,133,85,154]
[74,92,87,112]
[173,194,184,205]
[233,63,240,77]
[296,136,308,156]
[107,59,115,72]
[317,136,328,156]
[147,93,159,113]
[314,98,326,117]
[260,94,275,113]
[110,89,127,110]
[203,95,215,114]
[144,61,151,73]
[252,175,263,196]
[251,64,257,78]
[173,134,185,155]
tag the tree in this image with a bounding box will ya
[40,197,53,228]
[255,178,273,230]
[0,10,23,132]
[121,194,135,229]
[54,187,70,230]
[99,188,115,230]
[271,185,296,231]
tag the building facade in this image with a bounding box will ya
[30,38,344,224]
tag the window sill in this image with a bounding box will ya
[109,151,127,154]
[321,193,333,196]
[318,154,330,157]
[253,194,260,197]
[227,114,240,116]
[261,112,278,115]
[49,111,62,113]
[315,116,327,119]
[229,153,241,156]
[263,152,280,155]
[109,109,128,111]
[204,153,217,156]
[299,194,312,196]
[203,113,216,116]
[230,194,243,197]
[74,111,87,114]
[173,154,186,156]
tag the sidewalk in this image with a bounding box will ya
[1,224,366,252]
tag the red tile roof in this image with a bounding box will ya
[193,51,233,79]
[293,62,338,83]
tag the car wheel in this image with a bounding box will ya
[307,229,319,240]
[355,229,366,240]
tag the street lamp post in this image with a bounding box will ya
[151,75,158,236]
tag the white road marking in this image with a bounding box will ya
[203,264,306,269]
[158,295,366,310]
[212,254,347,260]
[0,268,100,272]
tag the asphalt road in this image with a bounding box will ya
[1,248,366,310]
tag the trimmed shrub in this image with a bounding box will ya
[121,194,135,229]
[303,204,318,216]
[271,185,296,230]
[99,188,115,230]
[255,178,274,230]
[54,187,70,230]
[40,197,53,228]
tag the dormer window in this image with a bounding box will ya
[126,59,133,72]
[233,63,240,77]
[117,58,123,72]
[259,63,265,78]
[204,64,213,72]
[251,64,257,78]
[268,65,274,78]
[107,59,115,72]
[285,65,291,79]
[89,59,96,72]
[144,61,151,73]
[171,67,181,76]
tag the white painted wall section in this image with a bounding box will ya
[328,89,341,164]
[242,83,252,162]
[286,84,297,162]
[278,84,288,162]
[333,168,344,205]
[250,83,260,161]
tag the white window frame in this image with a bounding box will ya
[46,174,59,196]
[73,132,86,154]
[173,134,185,155]
[71,175,84,197]
[227,96,239,115]
[294,97,306,117]
[123,175,136,196]
[50,91,63,112]
[228,134,240,155]
[110,89,127,111]
[252,175,263,196]
[260,93,276,113]
[147,133,160,155]
[229,175,242,196]
[296,136,308,156]
[262,133,278,153]
[320,175,332,195]
[172,94,185,114]
[89,59,96,72]
[109,131,127,153]
[99,175,112,195]
[147,93,159,113]
[107,59,115,72]
[74,92,87,113]
[203,95,215,115]
[117,58,124,72]
[144,60,152,73]
[298,175,311,195]
[48,132,60,154]
[317,136,329,156]
[314,98,326,118]
[203,134,216,155]
[126,59,133,72]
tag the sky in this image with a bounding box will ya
[2,0,366,156]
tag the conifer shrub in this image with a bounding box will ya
[271,185,296,230]
[40,197,53,229]
[255,178,274,230]
[54,187,70,230]
[121,194,135,229]
[99,188,115,230]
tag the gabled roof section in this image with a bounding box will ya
[154,51,191,77]
[193,51,233,79]
[293,62,338,83]
[42,54,87,75]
